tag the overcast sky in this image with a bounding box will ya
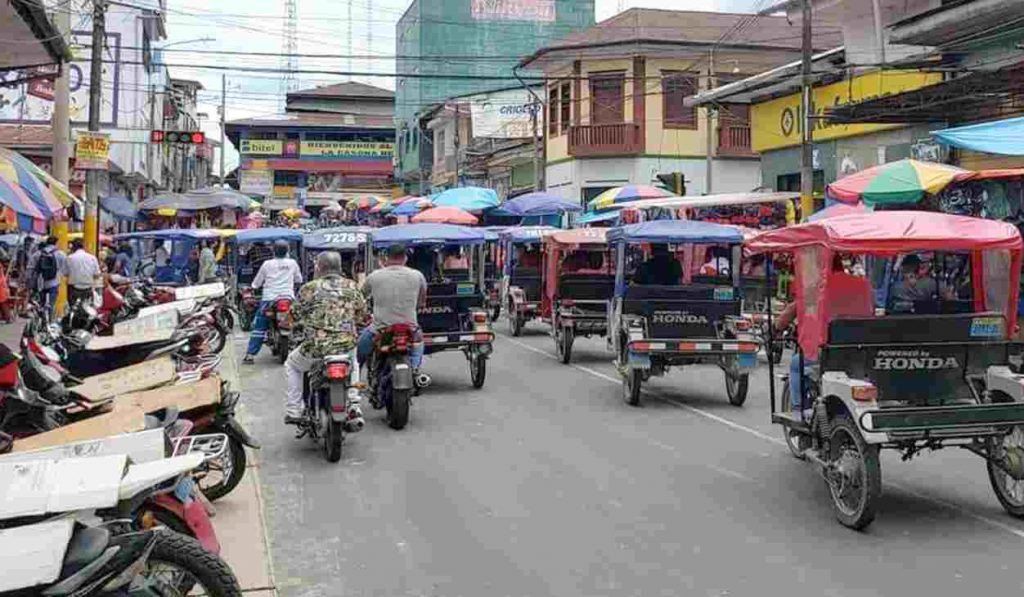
[158,0,762,174]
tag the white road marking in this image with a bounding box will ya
[501,335,1024,540]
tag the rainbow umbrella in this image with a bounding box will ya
[587,185,674,211]
[827,159,969,206]
[369,199,393,214]
[0,148,69,219]
[0,175,46,232]
[347,195,384,210]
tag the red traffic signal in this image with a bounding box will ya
[151,130,205,144]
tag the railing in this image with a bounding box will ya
[717,125,754,156]
[568,123,642,157]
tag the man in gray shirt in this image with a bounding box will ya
[357,244,427,368]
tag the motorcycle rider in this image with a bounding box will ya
[357,243,427,373]
[284,251,367,423]
[243,239,302,364]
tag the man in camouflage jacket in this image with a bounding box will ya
[283,251,368,423]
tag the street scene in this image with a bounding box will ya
[3,0,1024,596]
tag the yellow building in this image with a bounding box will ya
[518,8,840,204]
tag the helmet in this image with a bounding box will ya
[273,240,289,258]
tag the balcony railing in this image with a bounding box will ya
[717,125,754,157]
[568,123,642,157]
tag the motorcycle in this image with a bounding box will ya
[237,286,259,332]
[294,353,364,462]
[367,324,419,430]
[264,297,294,365]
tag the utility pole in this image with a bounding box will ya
[51,2,71,315]
[220,73,227,186]
[799,0,815,220]
[531,97,541,191]
[705,48,714,195]
[84,0,106,257]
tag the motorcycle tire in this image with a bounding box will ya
[470,355,487,389]
[826,415,880,531]
[146,506,194,538]
[197,434,247,502]
[146,531,243,597]
[209,322,228,355]
[239,312,252,333]
[388,388,410,430]
[725,372,749,406]
[557,328,574,364]
[623,368,642,406]
[323,417,343,463]
[277,337,288,364]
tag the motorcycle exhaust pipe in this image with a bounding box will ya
[415,372,432,389]
[344,417,365,433]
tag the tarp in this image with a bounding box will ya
[100,195,137,221]
[234,227,304,244]
[546,227,609,246]
[372,223,485,248]
[607,220,744,244]
[932,117,1024,156]
[303,226,372,250]
[746,211,1023,254]
[499,226,557,243]
[114,229,219,241]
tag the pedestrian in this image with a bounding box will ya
[65,239,101,306]
[26,236,65,316]
[198,240,217,283]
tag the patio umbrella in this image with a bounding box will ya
[826,159,968,206]
[391,198,433,216]
[587,184,674,211]
[347,195,384,210]
[493,192,583,217]
[369,199,393,214]
[0,176,47,232]
[0,147,74,213]
[392,195,421,205]
[431,186,499,212]
[181,186,252,210]
[280,207,309,218]
[412,206,478,225]
[807,202,870,222]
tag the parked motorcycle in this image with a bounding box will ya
[366,324,418,430]
[294,353,364,462]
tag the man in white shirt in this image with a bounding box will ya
[243,240,302,363]
[65,239,101,305]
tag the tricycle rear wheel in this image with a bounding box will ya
[826,416,880,530]
[470,355,487,389]
[987,425,1024,518]
[623,368,642,406]
[725,372,749,406]
[556,327,574,364]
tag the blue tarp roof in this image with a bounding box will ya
[372,223,485,247]
[492,192,582,216]
[235,227,304,243]
[499,226,557,242]
[303,226,372,250]
[932,117,1024,156]
[115,229,220,241]
[607,220,744,244]
[577,211,620,225]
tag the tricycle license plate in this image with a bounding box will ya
[970,316,1004,338]
[457,283,475,296]
[713,287,734,301]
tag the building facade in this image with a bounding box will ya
[226,82,395,213]
[395,0,594,192]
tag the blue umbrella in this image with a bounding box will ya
[431,186,499,212]
[492,192,582,217]
[577,210,620,225]
[391,199,432,216]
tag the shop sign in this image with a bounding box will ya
[471,0,555,21]
[75,131,110,170]
[300,141,394,160]
[751,71,941,153]
[470,89,540,138]
[240,139,282,155]
[240,169,273,195]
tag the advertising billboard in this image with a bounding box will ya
[471,0,555,22]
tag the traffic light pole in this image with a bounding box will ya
[84,0,106,257]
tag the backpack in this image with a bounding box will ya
[38,250,57,281]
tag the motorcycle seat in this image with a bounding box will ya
[60,526,110,578]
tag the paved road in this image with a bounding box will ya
[238,325,1024,597]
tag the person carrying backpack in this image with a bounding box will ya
[27,236,66,317]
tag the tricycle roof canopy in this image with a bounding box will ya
[115,229,220,241]
[608,220,744,244]
[547,227,609,246]
[499,226,558,242]
[303,226,372,250]
[613,192,799,212]
[234,227,304,243]
[371,223,485,247]
[746,211,1023,255]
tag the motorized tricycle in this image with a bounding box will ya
[749,210,1024,530]
[607,220,759,407]
[482,227,506,321]
[499,226,556,336]
[542,228,614,364]
[302,226,372,281]
[115,229,220,285]
[230,227,303,357]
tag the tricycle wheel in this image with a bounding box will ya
[987,425,1024,518]
[623,368,642,406]
[825,416,880,531]
[780,382,808,460]
[470,355,487,389]
[490,303,501,322]
[725,371,749,406]
[556,327,574,364]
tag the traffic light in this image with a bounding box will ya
[656,172,686,196]
[151,130,205,144]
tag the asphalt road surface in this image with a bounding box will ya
[238,326,1024,597]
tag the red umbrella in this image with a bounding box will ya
[412,206,478,225]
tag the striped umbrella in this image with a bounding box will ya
[826,159,969,205]
[587,185,674,211]
[0,175,46,232]
[391,198,433,216]
[369,199,393,214]
[0,149,68,220]
[347,195,385,210]
[0,148,74,209]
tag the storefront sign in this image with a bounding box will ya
[74,131,110,170]
[751,71,941,153]
[240,139,282,155]
[300,141,394,160]
[471,0,555,21]
[240,169,273,195]
[470,89,540,138]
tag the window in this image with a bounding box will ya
[663,72,699,129]
[548,86,559,135]
[590,74,624,125]
[559,82,571,133]
[273,171,299,186]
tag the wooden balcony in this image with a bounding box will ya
[568,123,642,157]
[717,125,755,157]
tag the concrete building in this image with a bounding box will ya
[396,0,595,192]
[226,82,395,213]
[520,8,841,205]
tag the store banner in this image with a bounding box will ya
[240,169,273,195]
[240,139,283,155]
[75,131,110,170]
[470,89,540,138]
[300,141,394,160]
[471,0,555,21]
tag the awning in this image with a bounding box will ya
[100,195,137,220]
[932,117,1024,156]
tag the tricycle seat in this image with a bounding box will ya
[418,292,484,334]
[623,296,740,339]
[510,271,542,302]
[559,274,615,301]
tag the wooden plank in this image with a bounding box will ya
[115,375,221,414]
[113,310,179,337]
[11,410,147,452]
[85,328,176,350]
[75,357,176,403]
[175,282,225,301]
